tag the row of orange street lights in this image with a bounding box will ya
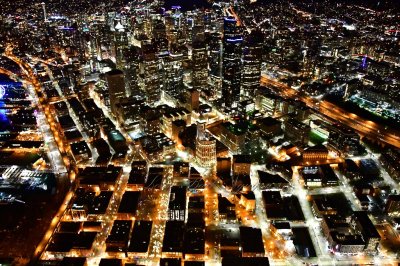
[260,75,400,148]
[3,47,78,261]
[5,46,184,264]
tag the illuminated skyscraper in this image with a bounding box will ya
[106,69,126,115]
[192,41,208,92]
[241,30,263,99]
[208,32,223,97]
[162,51,184,97]
[192,10,205,43]
[153,19,169,57]
[165,7,187,48]
[123,46,140,96]
[222,17,243,107]
[113,19,129,70]
[191,10,208,93]
[140,40,161,105]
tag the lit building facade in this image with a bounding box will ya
[196,123,216,167]
[222,17,243,107]
[208,32,223,98]
[241,30,263,99]
[140,40,161,105]
[192,41,208,92]
[113,19,129,70]
[106,69,126,114]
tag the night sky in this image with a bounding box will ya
[1,0,399,15]
[164,0,211,11]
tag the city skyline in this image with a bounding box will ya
[0,0,400,266]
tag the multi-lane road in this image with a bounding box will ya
[2,47,75,262]
[260,75,400,149]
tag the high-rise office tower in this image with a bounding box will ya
[86,23,103,72]
[153,19,169,57]
[162,52,184,97]
[106,69,126,115]
[192,10,205,43]
[140,40,161,105]
[191,11,208,93]
[143,17,153,38]
[208,32,223,97]
[97,23,113,61]
[241,30,263,99]
[165,7,187,48]
[192,41,208,92]
[185,89,200,112]
[222,17,243,107]
[113,19,129,70]
[123,46,140,96]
